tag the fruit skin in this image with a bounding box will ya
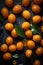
[22,22,30,30]
[25,49,32,58]
[41,26,43,33]
[5,0,13,7]
[41,39,43,46]
[32,15,41,24]
[16,41,24,51]
[33,35,41,42]
[9,44,16,52]
[1,8,9,18]
[25,30,33,38]
[5,23,14,31]
[3,52,12,60]
[13,5,22,14]
[32,4,41,14]
[33,60,41,65]
[27,40,35,49]
[1,44,8,52]
[22,10,31,19]
[36,47,43,56]
[42,16,43,22]
[22,0,30,7]
[8,14,16,23]
[6,36,13,45]
[11,29,18,38]
[33,0,42,5]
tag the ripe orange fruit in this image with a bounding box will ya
[33,35,41,42]
[23,40,27,46]
[25,49,32,58]
[32,4,41,14]
[22,10,31,19]
[9,44,16,52]
[42,16,43,22]
[5,0,13,7]
[5,23,14,31]
[13,5,22,14]
[36,47,43,56]
[33,60,41,65]
[27,40,35,49]
[32,15,41,24]
[1,8,9,18]
[16,41,24,51]
[11,29,18,38]
[25,30,33,38]
[41,26,43,33]
[41,39,43,46]
[3,52,12,60]
[8,14,16,23]
[33,0,42,5]
[1,44,8,52]
[22,0,30,7]
[22,22,30,30]
[6,36,13,45]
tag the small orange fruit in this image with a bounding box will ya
[25,30,33,38]
[41,39,43,46]
[32,15,41,24]
[41,26,43,33]
[6,36,13,45]
[27,40,35,49]
[16,41,24,51]
[33,60,41,65]
[32,4,41,14]
[22,22,30,30]
[23,40,27,46]
[33,35,41,42]
[42,16,43,22]
[8,14,16,23]
[13,5,22,14]
[11,29,18,38]
[33,0,42,5]
[3,52,12,60]
[22,0,30,7]
[0,46,1,50]
[5,0,13,7]
[5,23,14,31]
[25,49,32,58]
[1,8,9,18]
[22,10,31,19]
[36,47,43,56]
[9,44,16,52]
[1,44,8,52]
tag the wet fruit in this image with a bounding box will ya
[5,23,14,31]
[25,49,32,58]
[6,36,13,45]
[3,52,12,60]
[1,8,9,18]
[1,44,8,52]
[13,5,22,14]
[16,41,24,51]
[22,10,31,19]
[27,40,35,49]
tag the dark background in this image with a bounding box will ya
[0,0,43,65]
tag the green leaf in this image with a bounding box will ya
[15,24,25,38]
[13,54,19,59]
[30,23,40,34]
